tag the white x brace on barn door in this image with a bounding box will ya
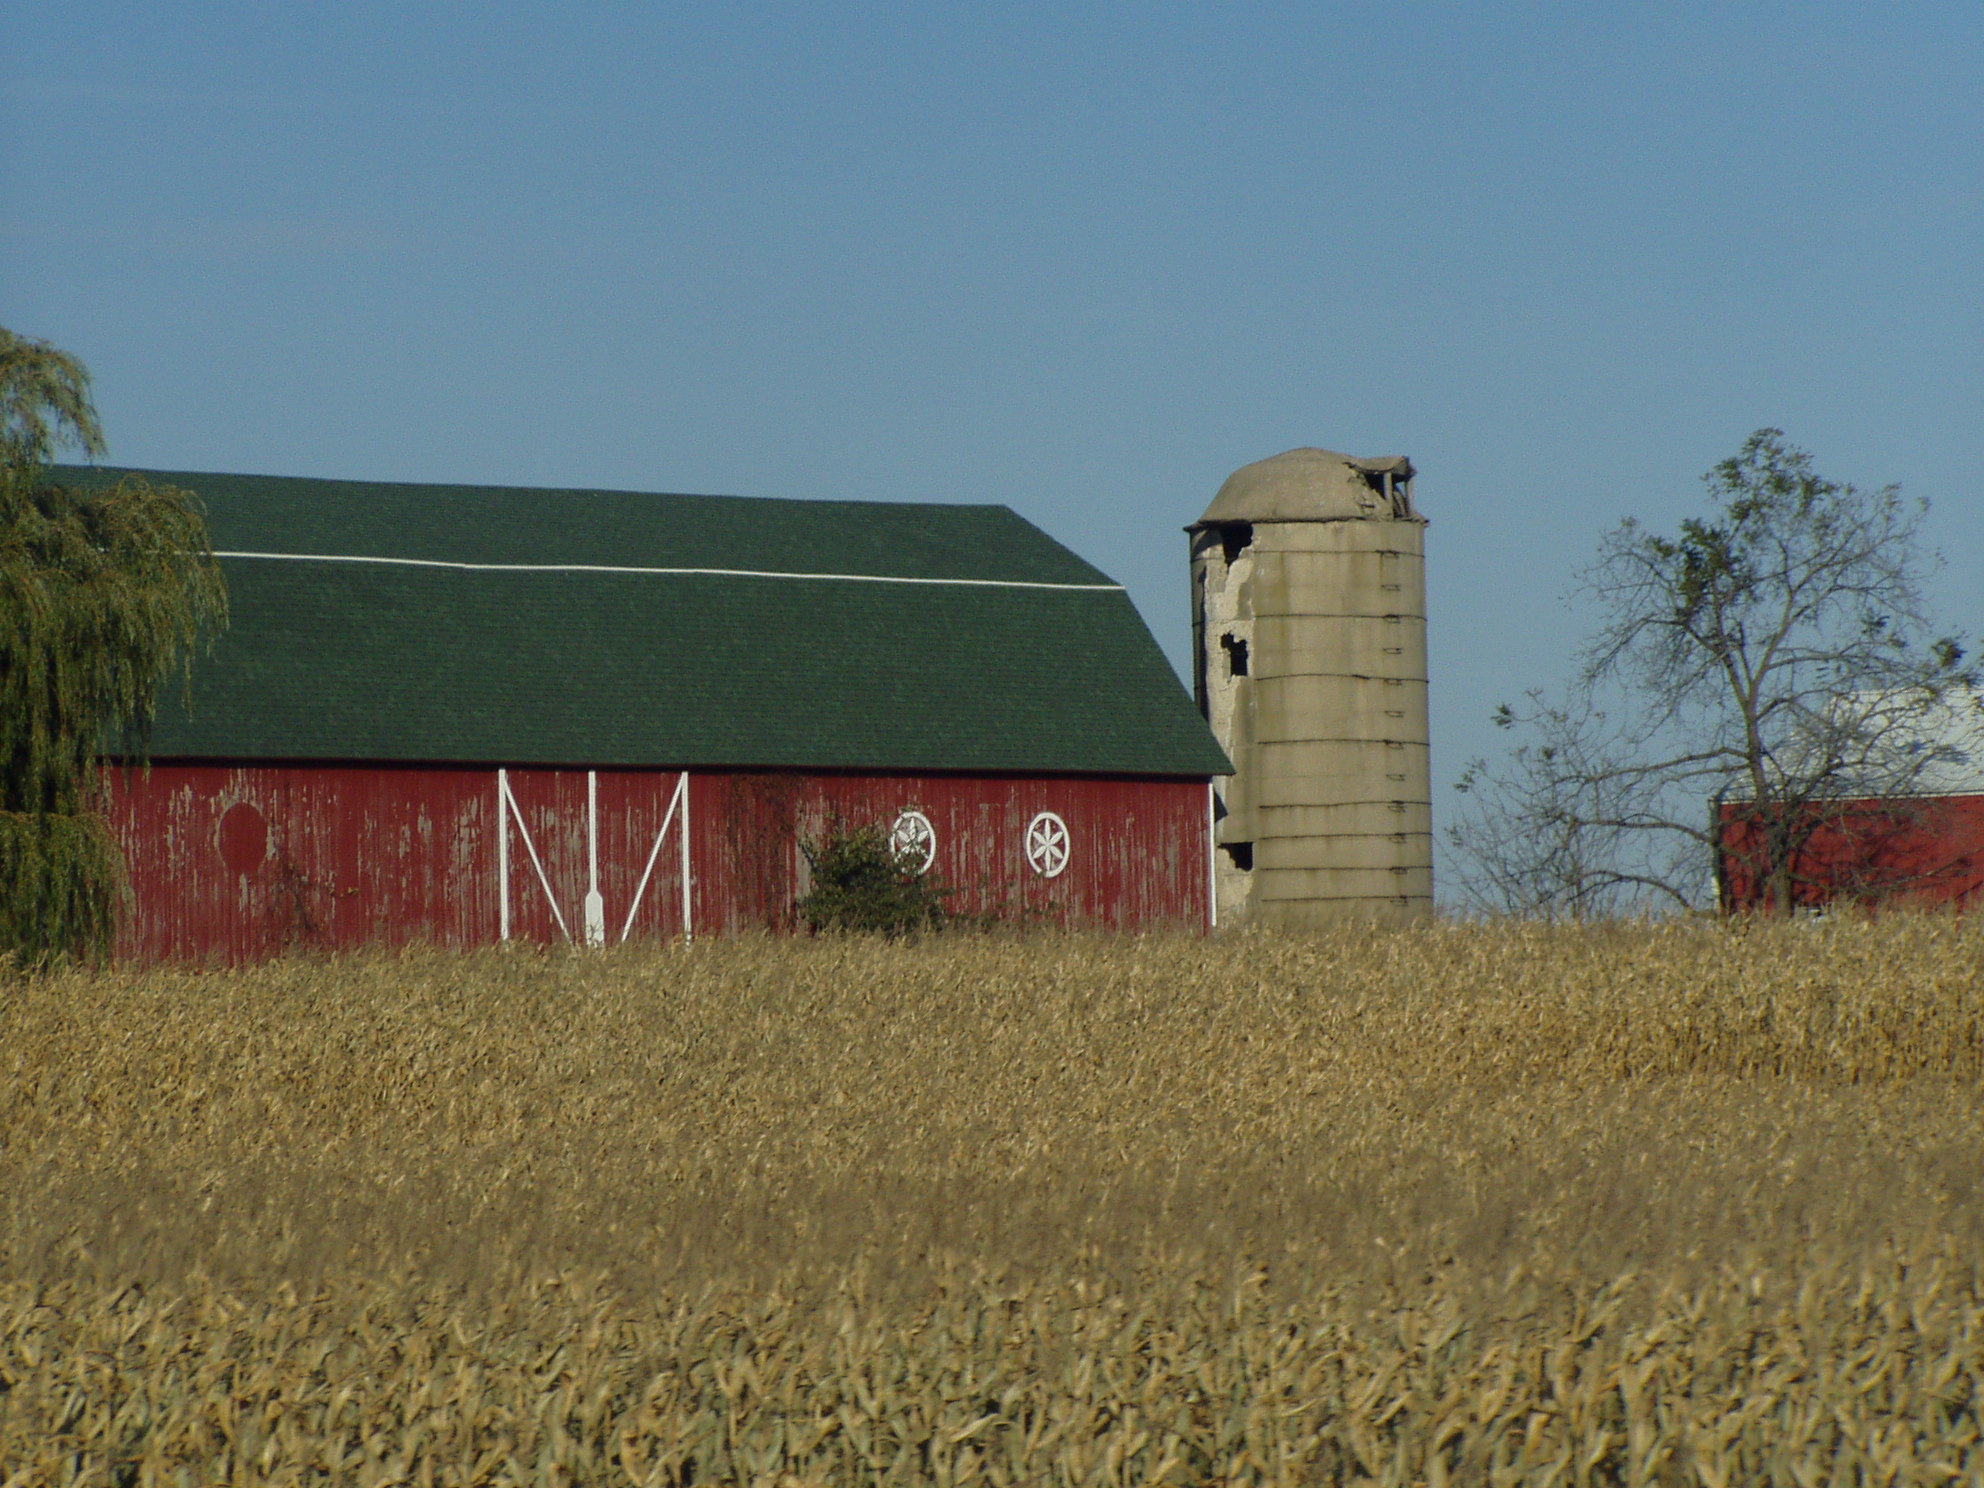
[495,769,691,944]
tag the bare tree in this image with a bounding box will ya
[1449,429,1978,917]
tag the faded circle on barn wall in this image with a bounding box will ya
[217,802,269,876]
[889,809,936,874]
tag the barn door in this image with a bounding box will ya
[496,769,692,945]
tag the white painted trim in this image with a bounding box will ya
[500,773,572,944]
[497,769,510,940]
[680,772,693,942]
[583,770,606,947]
[213,551,1123,593]
[619,772,687,944]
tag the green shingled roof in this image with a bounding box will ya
[58,467,1230,776]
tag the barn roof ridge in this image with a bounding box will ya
[57,464,1118,587]
[213,549,1127,593]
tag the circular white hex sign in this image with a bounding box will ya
[889,809,937,874]
[1024,811,1070,878]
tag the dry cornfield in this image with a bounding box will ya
[3,915,1983,1484]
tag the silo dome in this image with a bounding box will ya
[1197,447,1417,527]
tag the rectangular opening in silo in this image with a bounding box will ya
[1220,633,1249,677]
[1219,523,1252,564]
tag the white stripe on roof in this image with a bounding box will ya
[213,550,1124,592]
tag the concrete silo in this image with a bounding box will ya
[1190,447,1431,925]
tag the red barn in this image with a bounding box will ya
[1715,795,1984,914]
[1714,703,1984,913]
[76,468,1230,962]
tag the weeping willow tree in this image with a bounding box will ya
[0,328,227,964]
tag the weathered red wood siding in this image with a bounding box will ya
[1715,795,1984,913]
[105,765,1211,962]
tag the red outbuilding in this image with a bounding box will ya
[75,468,1231,962]
[1715,794,1984,914]
[1713,702,1984,913]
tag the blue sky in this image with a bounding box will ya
[6,2,1980,885]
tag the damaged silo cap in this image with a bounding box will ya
[1193,447,1420,526]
